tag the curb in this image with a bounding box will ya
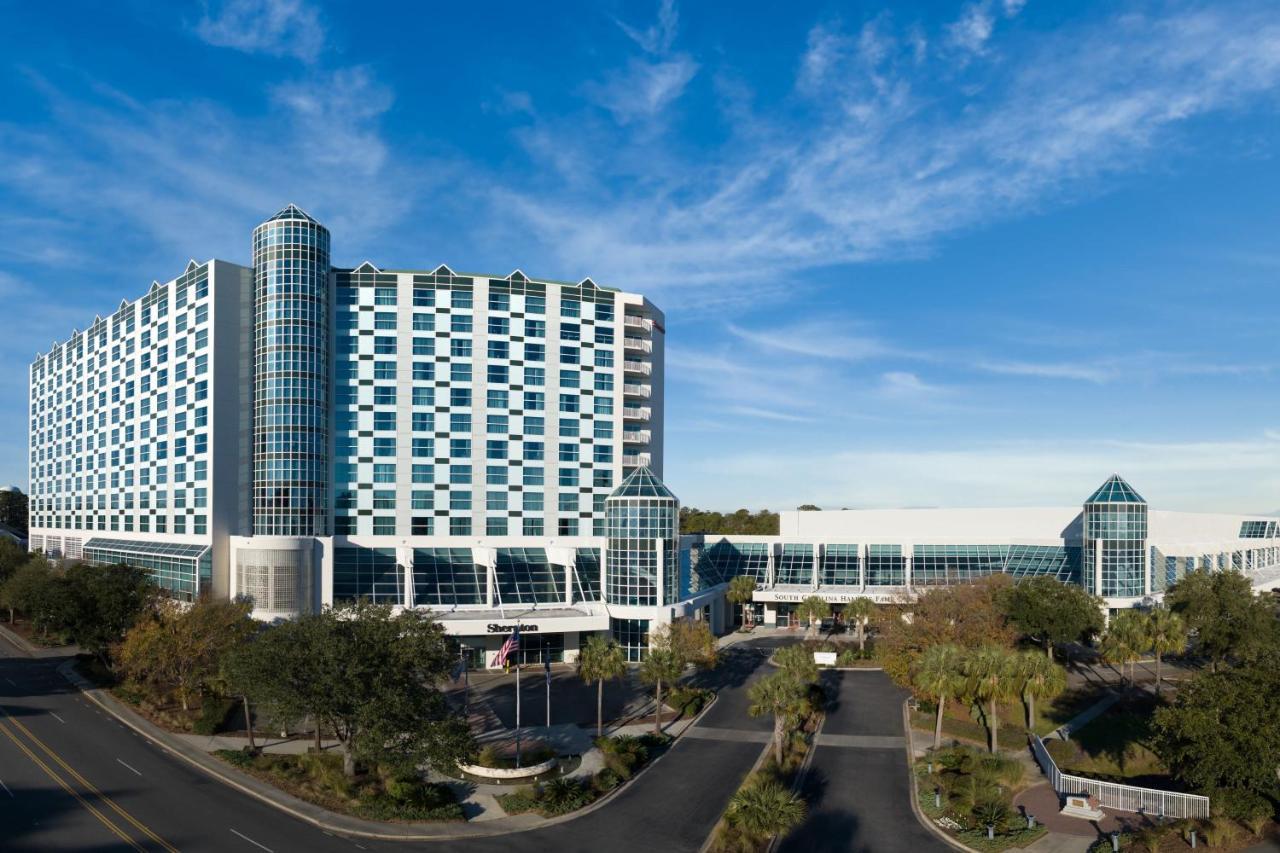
[0,622,39,656]
[57,657,724,842]
[903,698,981,853]
[698,736,774,853]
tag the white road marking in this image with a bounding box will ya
[49,712,65,724]
[230,828,274,852]
[0,777,12,797]
[117,758,142,776]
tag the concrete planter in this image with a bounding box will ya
[457,756,558,780]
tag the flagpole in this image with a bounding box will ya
[515,660,522,768]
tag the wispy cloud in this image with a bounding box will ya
[496,4,1280,304]
[584,0,698,125]
[678,433,1280,512]
[194,0,325,61]
[726,321,892,361]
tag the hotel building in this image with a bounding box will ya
[686,474,1280,625]
[28,205,714,665]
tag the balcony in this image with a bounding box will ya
[624,315,653,332]
[623,382,651,398]
[623,406,651,421]
[623,429,651,444]
[623,360,651,376]
[622,452,652,468]
[623,337,651,354]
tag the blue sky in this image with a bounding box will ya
[3,0,1280,513]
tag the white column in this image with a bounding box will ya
[482,548,496,609]
[655,538,665,606]
[903,542,912,591]
[859,544,866,589]
[400,545,414,609]
[1094,539,1104,596]
[811,543,820,590]
[564,558,573,606]
[766,542,776,588]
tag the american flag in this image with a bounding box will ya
[494,627,520,669]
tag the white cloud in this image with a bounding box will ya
[674,434,1280,512]
[195,0,324,61]
[584,57,699,125]
[726,321,890,361]
[497,5,1280,305]
[973,359,1114,383]
[879,370,937,397]
[617,0,680,55]
[272,67,394,177]
[948,2,996,55]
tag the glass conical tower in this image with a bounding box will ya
[1083,474,1147,598]
[605,467,679,607]
[251,205,331,536]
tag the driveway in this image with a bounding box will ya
[779,669,949,853]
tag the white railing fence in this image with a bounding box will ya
[1030,735,1209,820]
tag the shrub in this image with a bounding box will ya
[475,744,503,768]
[1218,787,1273,835]
[972,796,1012,833]
[1200,818,1237,848]
[592,768,622,793]
[192,695,236,735]
[216,748,257,769]
[1134,824,1170,853]
[596,734,649,780]
[497,786,541,815]
[539,777,593,815]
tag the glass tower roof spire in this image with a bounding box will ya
[1085,474,1146,504]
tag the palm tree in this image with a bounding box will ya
[774,643,819,685]
[846,597,876,652]
[1101,609,1146,687]
[962,645,1019,753]
[727,575,758,629]
[796,595,831,640]
[1015,649,1067,732]
[637,647,683,735]
[912,644,965,751]
[577,635,627,737]
[726,777,806,845]
[748,671,811,765]
[1142,606,1186,695]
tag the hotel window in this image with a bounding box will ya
[451,315,473,333]
[526,295,546,314]
[449,465,472,485]
[489,291,510,312]
[413,286,434,307]
[374,312,396,330]
[451,289,473,309]
[412,313,434,331]
[450,339,472,358]
[374,287,397,305]
[561,323,580,341]
[488,317,510,335]
[561,300,580,318]
[450,439,471,459]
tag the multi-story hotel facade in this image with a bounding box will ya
[28,205,715,666]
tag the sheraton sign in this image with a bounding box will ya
[486,623,540,634]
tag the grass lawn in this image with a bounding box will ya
[1054,693,1173,786]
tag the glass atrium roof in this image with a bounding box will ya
[1085,474,1146,505]
[264,204,319,224]
[608,466,677,500]
[84,538,210,559]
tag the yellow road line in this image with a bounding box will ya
[1,708,179,852]
[0,718,145,851]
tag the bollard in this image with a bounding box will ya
[927,761,934,774]
[987,824,994,841]
[1111,832,1119,852]
[1027,814,1035,829]
[1190,829,1197,848]
[934,789,941,809]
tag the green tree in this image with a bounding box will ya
[962,645,1020,753]
[59,562,156,666]
[725,777,806,845]
[224,602,472,778]
[912,643,965,751]
[637,619,716,735]
[0,537,28,587]
[680,508,779,535]
[577,634,627,737]
[796,504,821,512]
[774,643,819,685]
[846,597,876,653]
[1152,651,1280,797]
[119,598,255,711]
[748,672,812,765]
[1101,609,1146,686]
[1014,649,1067,731]
[0,556,52,624]
[998,576,1104,661]
[1166,570,1278,670]
[796,595,830,640]
[1142,606,1186,695]
[726,575,758,628]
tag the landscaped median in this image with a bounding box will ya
[706,643,825,852]
[913,746,1046,851]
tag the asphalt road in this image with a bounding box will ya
[0,634,391,853]
[0,635,785,852]
[779,669,949,853]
